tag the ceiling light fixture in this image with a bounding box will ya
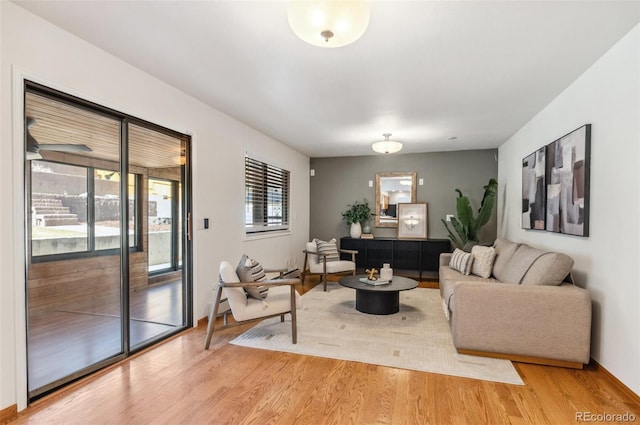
[372,133,403,154]
[287,0,370,48]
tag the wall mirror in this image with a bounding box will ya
[374,172,417,227]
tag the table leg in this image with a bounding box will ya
[355,290,399,315]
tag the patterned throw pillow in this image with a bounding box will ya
[236,254,269,300]
[316,238,340,263]
[449,248,473,275]
[471,245,496,278]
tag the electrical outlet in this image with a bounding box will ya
[446,214,454,222]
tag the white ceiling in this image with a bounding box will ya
[13,1,640,158]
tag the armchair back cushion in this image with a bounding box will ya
[305,241,319,267]
[219,261,248,310]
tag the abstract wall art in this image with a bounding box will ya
[545,124,591,237]
[522,147,546,230]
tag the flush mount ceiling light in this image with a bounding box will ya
[372,133,403,154]
[287,1,370,48]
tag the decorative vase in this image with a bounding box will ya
[362,222,371,234]
[350,222,362,239]
[380,263,393,281]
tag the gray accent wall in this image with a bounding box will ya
[310,149,498,245]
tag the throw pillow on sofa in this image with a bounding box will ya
[449,248,473,275]
[236,254,269,300]
[471,245,496,278]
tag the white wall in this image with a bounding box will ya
[0,2,309,411]
[498,24,640,395]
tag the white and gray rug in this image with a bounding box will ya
[230,285,524,385]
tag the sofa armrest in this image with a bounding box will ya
[439,253,452,267]
[451,282,591,364]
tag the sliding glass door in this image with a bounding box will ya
[25,83,191,400]
[129,123,188,348]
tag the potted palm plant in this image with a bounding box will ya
[342,199,372,239]
[441,178,498,250]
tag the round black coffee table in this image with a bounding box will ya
[339,275,418,315]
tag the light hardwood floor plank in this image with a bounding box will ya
[6,276,640,425]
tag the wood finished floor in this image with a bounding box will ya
[28,279,184,393]
[9,275,640,425]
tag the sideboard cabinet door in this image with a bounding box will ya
[340,237,451,276]
[339,238,366,268]
[421,239,452,272]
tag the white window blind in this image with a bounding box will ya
[245,156,290,233]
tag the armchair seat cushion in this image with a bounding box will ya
[233,285,302,322]
[309,260,356,274]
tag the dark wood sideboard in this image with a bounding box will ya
[339,237,451,280]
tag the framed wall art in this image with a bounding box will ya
[397,203,427,239]
[522,147,546,230]
[545,124,591,237]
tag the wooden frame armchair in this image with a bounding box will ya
[204,261,301,349]
[302,240,358,291]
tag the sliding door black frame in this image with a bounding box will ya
[24,80,193,401]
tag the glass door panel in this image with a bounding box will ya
[148,178,173,273]
[25,91,124,398]
[128,123,187,348]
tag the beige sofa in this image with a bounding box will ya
[439,238,592,369]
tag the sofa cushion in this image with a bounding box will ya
[471,245,496,278]
[496,244,547,284]
[440,266,498,284]
[449,248,473,275]
[439,266,498,315]
[521,252,574,286]
[236,255,269,300]
[491,238,520,281]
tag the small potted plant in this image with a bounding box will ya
[342,199,372,238]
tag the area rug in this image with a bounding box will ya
[230,285,524,385]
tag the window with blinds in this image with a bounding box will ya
[245,156,290,233]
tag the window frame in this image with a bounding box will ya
[244,155,290,235]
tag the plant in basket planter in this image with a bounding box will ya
[342,199,372,239]
[441,178,498,250]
